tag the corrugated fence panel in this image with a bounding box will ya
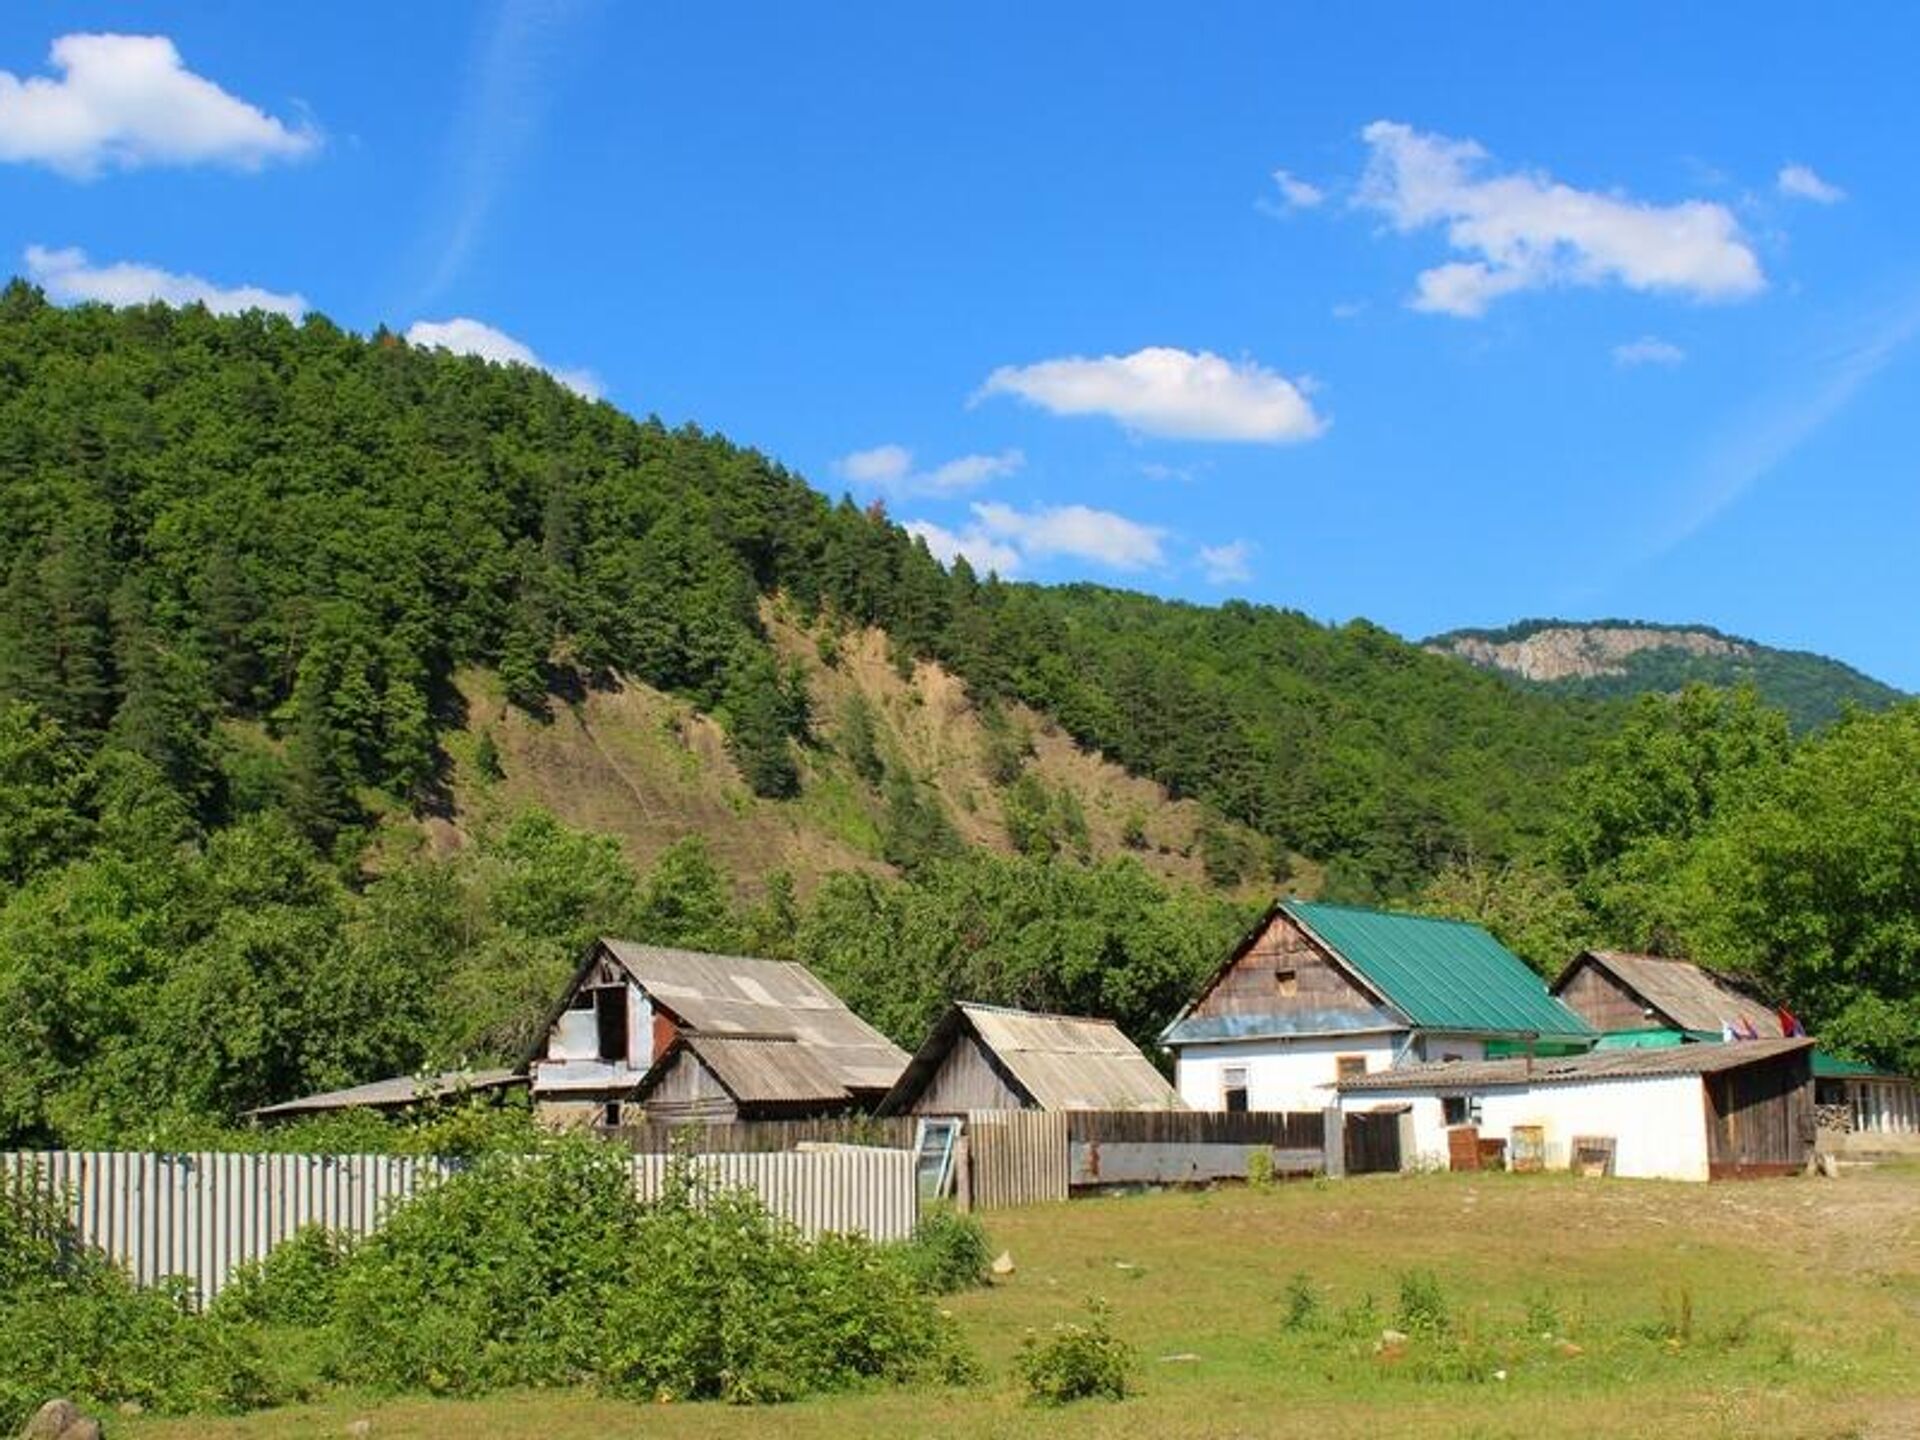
[2,1147,915,1304]
[966,1110,1068,1210]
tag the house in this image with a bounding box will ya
[629,1032,864,1123]
[1162,900,1593,1115]
[525,938,909,1126]
[1334,1036,1816,1181]
[1553,950,1920,1152]
[878,1003,1185,1115]
[1552,949,1787,1041]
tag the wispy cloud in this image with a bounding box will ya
[414,0,597,303]
[1356,120,1764,317]
[834,443,1024,498]
[977,346,1326,443]
[904,500,1169,576]
[0,33,318,178]
[1268,168,1324,210]
[1613,336,1686,368]
[1651,290,1920,557]
[1777,162,1845,205]
[25,244,307,316]
[406,316,601,398]
[1198,540,1253,585]
[904,518,1022,577]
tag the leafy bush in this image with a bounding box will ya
[213,1224,353,1328]
[899,1209,992,1295]
[1246,1148,1276,1190]
[0,1172,281,1430]
[1017,1299,1133,1405]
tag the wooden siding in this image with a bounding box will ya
[1705,1051,1815,1177]
[904,1031,1027,1113]
[1556,961,1658,1032]
[640,1048,739,1124]
[1067,1109,1326,1186]
[607,1115,917,1154]
[1189,910,1374,1020]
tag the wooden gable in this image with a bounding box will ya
[1188,907,1381,1021]
[1554,957,1656,1033]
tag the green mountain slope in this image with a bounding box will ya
[1426,619,1902,730]
[0,286,1610,898]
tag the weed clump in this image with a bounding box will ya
[1017,1298,1134,1404]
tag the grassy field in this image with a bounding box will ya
[128,1166,1920,1440]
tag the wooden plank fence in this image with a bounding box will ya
[1,1147,918,1305]
[965,1110,1068,1209]
[604,1115,917,1154]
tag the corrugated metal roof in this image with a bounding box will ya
[1285,901,1593,1038]
[920,1003,1183,1112]
[1563,951,1786,1037]
[600,940,909,1093]
[671,1034,852,1105]
[1337,1037,1812,1093]
[248,1068,525,1118]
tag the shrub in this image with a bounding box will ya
[213,1224,353,1328]
[1282,1271,1320,1332]
[1246,1149,1276,1190]
[899,1209,992,1295]
[1017,1299,1133,1405]
[1396,1269,1451,1338]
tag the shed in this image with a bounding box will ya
[247,1068,525,1121]
[525,939,909,1126]
[1553,950,1786,1038]
[631,1033,858,1123]
[1335,1037,1815,1181]
[879,1003,1185,1115]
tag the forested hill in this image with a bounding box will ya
[0,285,1607,899]
[1427,619,1902,730]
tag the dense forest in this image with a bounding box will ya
[0,288,1915,1146]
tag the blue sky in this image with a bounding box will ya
[4,5,1918,689]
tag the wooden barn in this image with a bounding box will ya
[525,939,908,1126]
[629,1032,863,1123]
[1334,1036,1816,1181]
[879,1003,1185,1115]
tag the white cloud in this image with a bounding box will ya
[0,33,318,178]
[1270,168,1324,209]
[1198,540,1253,585]
[1777,162,1844,205]
[903,519,1023,577]
[1357,120,1764,317]
[405,317,602,399]
[25,244,306,317]
[1613,335,1687,367]
[971,501,1166,570]
[835,443,1023,497]
[977,346,1326,443]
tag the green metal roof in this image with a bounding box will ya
[1812,1050,1885,1079]
[1591,1027,1700,1050]
[1283,901,1595,1039]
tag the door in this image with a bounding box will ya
[1344,1109,1403,1174]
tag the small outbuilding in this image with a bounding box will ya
[879,1002,1185,1115]
[1335,1036,1816,1181]
[247,1068,526,1122]
[630,1032,862,1123]
[1552,949,1789,1040]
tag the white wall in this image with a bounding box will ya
[1342,1073,1711,1182]
[532,981,654,1095]
[1177,1033,1403,1114]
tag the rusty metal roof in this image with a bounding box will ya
[883,1003,1185,1113]
[1336,1037,1813,1093]
[248,1068,525,1118]
[598,939,910,1094]
[1558,951,1786,1037]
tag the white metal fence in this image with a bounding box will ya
[1,1147,918,1305]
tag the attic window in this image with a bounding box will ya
[594,987,628,1062]
[1274,968,1298,997]
[569,989,595,1011]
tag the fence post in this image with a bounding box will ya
[1322,1107,1345,1179]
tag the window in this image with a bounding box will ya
[593,986,629,1062]
[1222,1065,1250,1113]
[1442,1095,1482,1127]
[601,1100,622,1128]
[1274,967,1298,997]
[569,989,595,1011]
[1335,1055,1367,1081]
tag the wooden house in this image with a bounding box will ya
[879,1003,1185,1115]
[1553,950,1788,1040]
[1162,901,1593,1114]
[1334,1037,1816,1181]
[525,939,909,1126]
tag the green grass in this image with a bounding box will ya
[125,1166,1920,1439]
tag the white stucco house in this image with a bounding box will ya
[1160,900,1594,1116]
